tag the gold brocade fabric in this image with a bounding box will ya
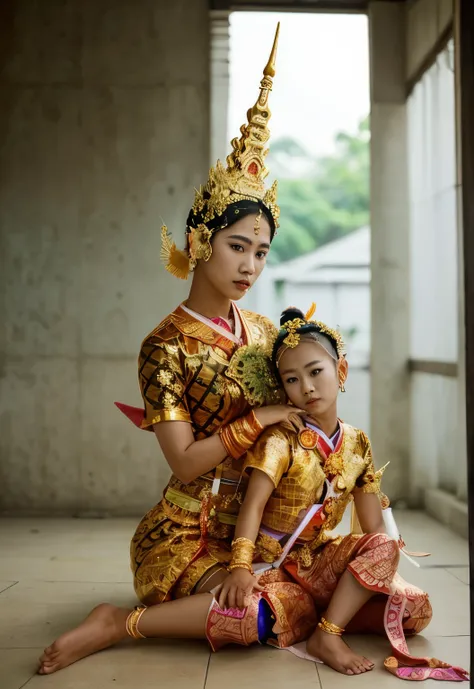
[286,533,400,607]
[244,427,326,535]
[131,304,277,604]
[243,423,379,562]
[138,305,276,436]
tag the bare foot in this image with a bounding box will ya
[307,627,374,676]
[37,603,130,675]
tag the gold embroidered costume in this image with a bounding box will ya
[207,304,463,682]
[204,419,440,680]
[243,422,378,562]
[131,304,278,604]
[204,419,444,681]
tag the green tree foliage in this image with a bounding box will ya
[267,116,370,264]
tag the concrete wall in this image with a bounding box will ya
[406,0,453,83]
[407,44,463,502]
[368,0,464,514]
[0,0,210,516]
[210,10,231,165]
[369,2,410,502]
[404,1,468,536]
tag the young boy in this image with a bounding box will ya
[215,306,464,681]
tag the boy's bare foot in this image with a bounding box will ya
[37,603,130,675]
[307,627,374,676]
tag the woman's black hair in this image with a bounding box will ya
[186,199,276,241]
[271,307,340,377]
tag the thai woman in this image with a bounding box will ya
[37,23,310,675]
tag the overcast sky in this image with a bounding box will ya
[228,11,370,157]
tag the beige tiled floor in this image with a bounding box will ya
[0,511,469,688]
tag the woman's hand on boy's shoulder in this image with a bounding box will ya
[280,411,306,433]
[254,405,305,430]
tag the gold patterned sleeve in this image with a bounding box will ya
[242,427,291,488]
[354,432,383,494]
[138,338,191,427]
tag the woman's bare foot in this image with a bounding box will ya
[307,627,374,676]
[37,603,130,675]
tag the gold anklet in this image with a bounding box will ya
[126,605,147,639]
[318,616,345,636]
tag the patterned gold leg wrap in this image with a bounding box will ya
[126,605,147,639]
[318,616,345,636]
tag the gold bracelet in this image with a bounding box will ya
[219,411,264,460]
[231,537,255,554]
[230,536,255,571]
[228,562,253,573]
[318,616,344,636]
[232,537,255,547]
[125,605,147,639]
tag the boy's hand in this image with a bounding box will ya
[218,568,264,610]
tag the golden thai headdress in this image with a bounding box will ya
[275,303,346,365]
[161,23,281,280]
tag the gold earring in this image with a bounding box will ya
[339,381,346,393]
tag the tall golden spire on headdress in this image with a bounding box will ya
[161,24,281,279]
[225,22,280,193]
[191,22,281,225]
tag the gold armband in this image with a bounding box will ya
[219,411,264,460]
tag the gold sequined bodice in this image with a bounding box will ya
[244,423,378,545]
[138,304,277,501]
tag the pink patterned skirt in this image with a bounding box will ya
[206,533,468,682]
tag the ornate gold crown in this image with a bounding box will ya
[161,23,281,280]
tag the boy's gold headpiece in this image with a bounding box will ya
[161,23,281,280]
[277,303,346,364]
